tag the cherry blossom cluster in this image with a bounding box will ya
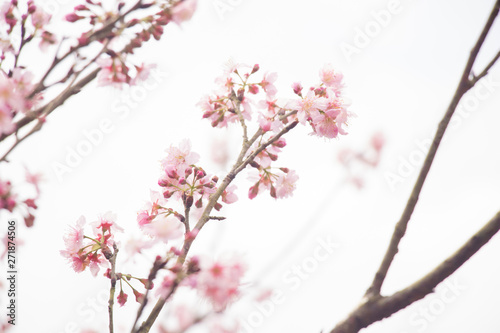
[61,61,352,332]
[0,0,197,149]
[65,0,197,88]
[60,212,122,276]
[0,169,40,228]
[338,132,385,188]
[199,62,351,199]
[0,1,53,136]
[136,140,237,244]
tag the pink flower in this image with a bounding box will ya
[141,214,184,242]
[170,0,197,25]
[319,63,344,93]
[96,58,129,88]
[131,63,156,85]
[260,72,278,97]
[88,252,107,277]
[289,90,328,124]
[221,185,238,204]
[31,6,51,29]
[371,132,385,152]
[310,109,341,138]
[194,257,246,310]
[92,211,123,235]
[155,273,176,298]
[275,170,298,199]
[124,236,153,257]
[63,216,86,253]
[0,108,14,136]
[162,139,200,170]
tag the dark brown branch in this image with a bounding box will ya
[471,49,500,84]
[330,211,500,333]
[365,0,500,298]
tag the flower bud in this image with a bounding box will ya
[65,13,83,22]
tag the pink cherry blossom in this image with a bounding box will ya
[131,63,156,85]
[63,216,86,253]
[170,0,197,26]
[260,72,278,97]
[275,170,298,199]
[31,6,51,29]
[155,272,176,298]
[0,108,14,136]
[319,63,344,94]
[96,58,129,88]
[221,185,238,204]
[195,257,246,310]
[162,139,200,170]
[141,214,184,242]
[92,211,123,235]
[310,109,341,138]
[289,90,328,124]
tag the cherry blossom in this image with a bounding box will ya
[141,214,184,242]
[275,170,299,199]
[63,216,86,253]
[170,0,198,26]
[195,257,246,310]
[319,63,344,94]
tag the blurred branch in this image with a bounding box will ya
[0,68,100,162]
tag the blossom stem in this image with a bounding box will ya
[107,244,119,333]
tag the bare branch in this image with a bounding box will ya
[365,0,500,298]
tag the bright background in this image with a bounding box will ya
[2,0,500,332]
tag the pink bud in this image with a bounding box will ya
[251,64,260,74]
[65,13,83,22]
[249,84,259,94]
[248,184,259,200]
[292,82,303,96]
[74,5,88,11]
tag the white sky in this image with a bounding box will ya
[2,0,500,332]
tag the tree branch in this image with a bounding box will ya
[134,119,300,333]
[365,0,500,298]
[330,210,500,333]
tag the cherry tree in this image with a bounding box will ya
[1,1,500,333]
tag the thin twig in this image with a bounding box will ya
[365,0,500,298]
[471,49,500,84]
